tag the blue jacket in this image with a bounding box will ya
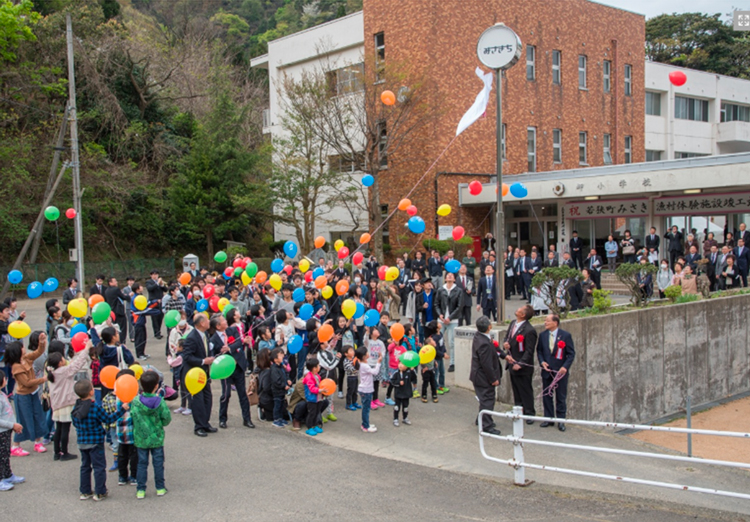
[605,241,618,258]
[99,344,135,368]
[130,296,160,326]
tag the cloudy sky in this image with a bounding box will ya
[599,0,743,19]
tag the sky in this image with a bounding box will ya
[597,0,743,19]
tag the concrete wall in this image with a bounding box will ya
[454,293,750,424]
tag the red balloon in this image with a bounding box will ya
[352,252,364,265]
[406,205,418,217]
[304,271,313,283]
[233,258,243,268]
[65,208,76,219]
[469,180,483,196]
[452,226,465,241]
[203,284,215,299]
[378,265,388,280]
[242,257,252,268]
[71,332,88,353]
[338,247,350,259]
[224,267,233,278]
[283,265,293,275]
[668,70,687,87]
[209,295,220,312]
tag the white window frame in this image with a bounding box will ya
[603,60,611,93]
[552,50,561,85]
[721,102,750,123]
[624,135,632,164]
[675,96,709,122]
[579,131,588,165]
[645,91,661,116]
[374,32,385,82]
[645,150,661,162]
[552,129,562,163]
[527,127,537,173]
[603,133,612,165]
[526,45,536,81]
[578,55,587,89]
[624,64,632,97]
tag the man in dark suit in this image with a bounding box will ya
[457,264,474,326]
[707,245,720,291]
[544,251,559,268]
[645,227,660,264]
[516,250,530,301]
[524,251,543,303]
[566,278,584,311]
[146,270,168,339]
[104,277,130,340]
[569,231,584,270]
[584,249,603,290]
[664,226,683,269]
[684,246,702,273]
[536,314,575,431]
[182,314,216,437]
[504,252,514,299]
[209,314,254,429]
[561,252,575,269]
[396,258,411,316]
[188,262,199,281]
[733,238,750,287]
[470,316,502,435]
[476,265,497,321]
[501,305,538,422]
[636,258,653,300]
[737,223,750,245]
[90,274,106,297]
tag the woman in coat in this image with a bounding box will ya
[605,235,618,273]
[702,232,718,257]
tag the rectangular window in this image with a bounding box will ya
[645,150,662,162]
[579,131,587,165]
[552,50,561,85]
[602,60,611,93]
[377,120,387,168]
[527,127,536,173]
[374,32,385,82]
[501,123,506,160]
[578,55,587,89]
[675,151,710,159]
[552,129,562,163]
[526,45,535,80]
[624,64,632,96]
[721,102,750,123]
[624,135,632,164]
[603,134,612,165]
[645,91,661,116]
[326,63,365,96]
[380,205,389,243]
[675,96,709,122]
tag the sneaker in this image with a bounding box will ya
[413,390,420,398]
[118,478,128,486]
[181,408,192,416]
[375,399,387,408]
[60,453,78,461]
[0,481,13,491]
[5,474,24,484]
[93,493,107,501]
[272,421,284,428]
[433,396,439,403]
[384,398,396,406]
[79,493,93,500]
[403,418,412,425]
[393,419,400,427]
[136,490,145,499]
[10,447,29,457]
[322,416,328,424]
[313,426,323,434]
[173,407,185,414]
[442,387,450,393]
[108,461,118,472]
[354,403,362,409]
[305,428,317,437]
[346,405,356,411]
[128,478,137,486]
[337,391,344,399]
[327,414,337,422]
[156,488,168,497]
[33,443,47,453]
[421,397,428,403]
[370,402,379,410]
[138,355,149,361]
[42,438,51,445]
[361,425,377,433]
[437,388,445,395]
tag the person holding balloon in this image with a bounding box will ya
[129,283,161,361]
[3,297,25,323]
[389,361,417,427]
[62,278,80,306]
[181,315,216,437]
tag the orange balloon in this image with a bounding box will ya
[88,294,104,308]
[360,233,371,244]
[255,271,268,284]
[179,272,192,286]
[502,183,509,196]
[315,275,328,289]
[381,90,396,106]
[335,280,349,296]
[318,324,334,343]
[114,374,138,403]
[319,378,336,396]
[390,323,405,342]
[398,198,412,211]
[99,365,119,389]
[314,236,326,249]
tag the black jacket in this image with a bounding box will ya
[389,369,417,399]
[469,332,501,388]
[411,258,426,277]
[89,283,105,296]
[476,275,497,309]
[104,286,129,316]
[270,362,287,397]
[435,285,462,321]
[536,328,575,372]
[256,367,273,407]
[502,320,537,375]
[664,231,683,252]
[146,278,167,301]
[427,257,444,277]
[645,234,660,251]
[209,327,248,372]
[181,329,210,379]
[569,237,583,255]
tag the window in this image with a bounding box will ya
[624,64,632,96]
[501,123,506,159]
[380,205,389,243]
[602,60,611,93]
[602,134,612,164]
[328,153,363,173]
[675,152,709,159]
[374,32,385,82]
[579,132,587,165]
[645,150,662,162]
[578,55,587,89]
[377,120,387,168]
[552,50,561,85]
[552,129,562,163]
[721,102,750,123]
[326,63,364,96]
[645,91,661,116]
[526,45,535,80]
[675,96,709,122]
[624,135,632,164]
[527,127,536,173]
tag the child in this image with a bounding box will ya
[112,369,137,486]
[343,346,359,411]
[168,338,191,415]
[420,335,439,404]
[385,332,407,405]
[427,320,450,395]
[0,372,24,491]
[363,327,385,410]
[5,336,48,456]
[403,324,421,398]
[317,341,339,422]
[356,346,382,433]
[390,362,417,427]
[302,358,325,437]
[257,325,276,353]
[287,379,307,431]
[71,379,127,501]
[270,348,290,428]
[131,370,171,499]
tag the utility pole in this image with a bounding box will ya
[66,14,85,294]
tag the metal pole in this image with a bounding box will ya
[511,405,525,485]
[686,395,692,457]
[495,69,505,323]
[66,14,85,295]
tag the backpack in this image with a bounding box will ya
[246,372,259,406]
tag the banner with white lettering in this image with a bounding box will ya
[654,193,750,215]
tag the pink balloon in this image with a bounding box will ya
[406,205,418,216]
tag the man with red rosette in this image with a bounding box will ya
[536,314,575,431]
[501,305,537,424]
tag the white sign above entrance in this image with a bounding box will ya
[565,199,649,220]
[654,192,750,215]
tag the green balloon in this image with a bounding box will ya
[399,351,420,368]
[210,354,236,380]
[44,206,60,221]
[214,251,228,263]
[245,262,258,278]
[233,267,243,277]
[165,309,181,329]
[91,302,111,325]
[222,303,235,318]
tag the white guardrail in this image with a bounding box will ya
[479,406,750,500]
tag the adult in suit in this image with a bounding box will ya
[706,245,720,291]
[479,251,491,273]
[569,231,584,270]
[561,252,575,269]
[456,264,474,327]
[664,226,683,269]
[476,265,497,321]
[104,277,130,339]
[636,258,653,300]
[428,250,444,288]
[469,316,502,435]
[396,258,412,317]
[182,314,216,437]
[146,270,168,339]
[536,314,575,431]
[684,246,702,274]
[436,272,463,371]
[715,247,730,290]
[565,279,584,311]
[211,313,254,429]
[524,251,543,303]
[482,233,496,253]
[733,238,750,287]
[584,249,603,290]
[720,254,741,289]
[503,252,513,299]
[737,223,750,246]
[501,305,538,422]
[90,274,106,297]
[702,233,718,258]
[516,251,530,301]
[544,251,559,268]
[188,262,199,281]
[645,227,660,261]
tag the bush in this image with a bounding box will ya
[592,289,614,313]
[423,239,450,254]
[268,240,286,255]
[530,265,581,318]
[664,285,682,303]
[226,245,247,258]
[422,236,475,257]
[615,262,657,307]
[675,293,700,304]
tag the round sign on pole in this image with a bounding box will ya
[476,23,522,70]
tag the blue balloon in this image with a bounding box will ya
[71,323,88,337]
[408,216,426,234]
[445,259,461,274]
[43,277,59,293]
[292,287,305,303]
[362,174,374,187]
[283,241,298,258]
[354,302,365,320]
[271,258,284,273]
[196,299,209,312]
[7,270,22,285]
[288,335,303,354]
[26,281,43,299]
[510,182,528,198]
[298,303,314,321]
[364,309,380,327]
[312,267,324,279]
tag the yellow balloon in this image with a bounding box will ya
[8,321,31,339]
[129,364,144,380]
[134,295,147,311]
[321,285,333,299]
[269,273,282,291]
[299,259,310,272]
[201,311,210,320]
[217,297,229,312]
[341,299,356,319]
[185,367,208,395]
[67,299,87,318]
[386,266,400,282]
[437,204,452,217]
[334,239,344,252]
[241,271,252,286]
[419,345,436,365]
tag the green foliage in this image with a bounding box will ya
[616,262,658,307]
[530,265,580,318]
[226,245,247,258]
[675,293,700,304]
[421,237,472,256]
[592,289,614,313]
[0,0,40,62]
[99,0,120,20]
[664,285,682,303]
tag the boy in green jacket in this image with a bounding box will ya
[130,370,171,499]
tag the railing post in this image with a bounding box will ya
[686,395,692,457]
[512,405,525,485]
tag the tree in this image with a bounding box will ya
[0,0,40,62]
[616,263,657,307]
[531,266,581,318]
